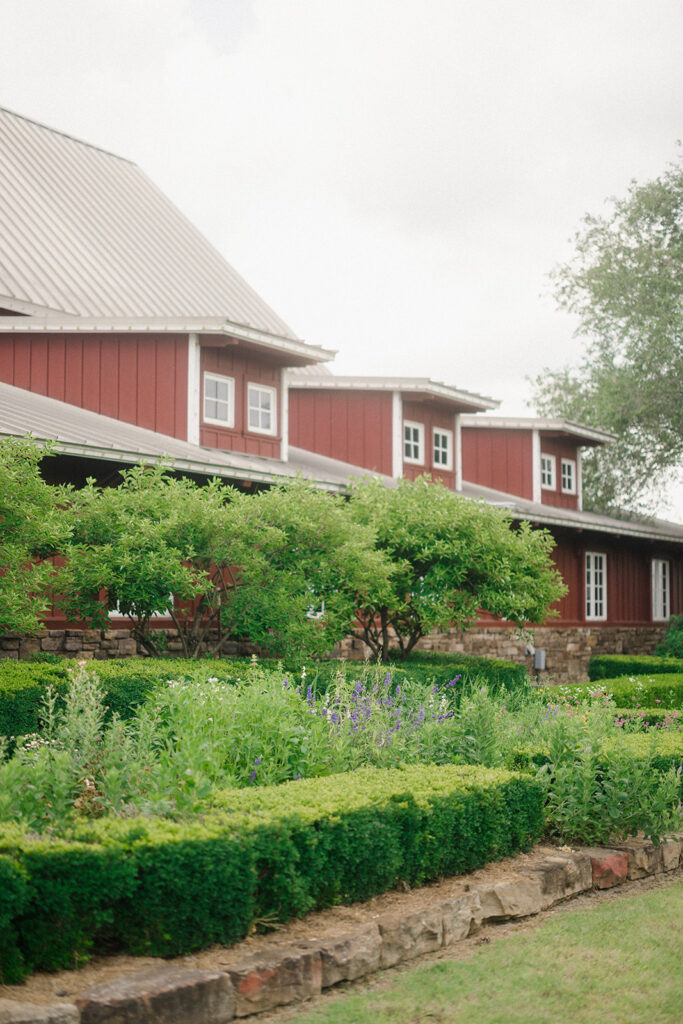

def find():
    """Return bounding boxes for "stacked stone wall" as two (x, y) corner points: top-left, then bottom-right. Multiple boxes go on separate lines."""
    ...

(0, 624), (668, 684)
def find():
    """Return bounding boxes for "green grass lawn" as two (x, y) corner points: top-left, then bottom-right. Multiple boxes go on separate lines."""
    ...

(290, 881), (683, 1024)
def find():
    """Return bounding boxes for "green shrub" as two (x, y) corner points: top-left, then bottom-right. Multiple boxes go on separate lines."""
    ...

(284, 654), (528, 698)
(588, 654), (683, 680)
(613, 707), (682, 729)
(0, 764), (543, 980)
(553, 674), (683, 711)
(656, 615), (683, 658)
(0, 658), (248, 742)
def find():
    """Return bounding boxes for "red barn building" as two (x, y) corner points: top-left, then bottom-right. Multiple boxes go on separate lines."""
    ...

(0, 104), (681, 680)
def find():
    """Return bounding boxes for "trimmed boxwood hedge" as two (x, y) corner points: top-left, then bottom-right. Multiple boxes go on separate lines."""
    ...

(506, 732), (683, 795)
(0, 658), (251, 742)
(287, 653), (529, 698)
(588, 654), (683, 681)
(0, 763), (543, 982)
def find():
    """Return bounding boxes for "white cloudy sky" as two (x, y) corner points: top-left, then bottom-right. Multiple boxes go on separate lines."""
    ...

(3, 0), (682, 511)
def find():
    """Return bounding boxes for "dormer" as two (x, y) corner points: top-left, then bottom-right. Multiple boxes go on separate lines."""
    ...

(287, 373), (497, 486)
(459, 416), (614, 511)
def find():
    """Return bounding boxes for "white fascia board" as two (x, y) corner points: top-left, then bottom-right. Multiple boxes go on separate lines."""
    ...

(459, 414), (615, 445)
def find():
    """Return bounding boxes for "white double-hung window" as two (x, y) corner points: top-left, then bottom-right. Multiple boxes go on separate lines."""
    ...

(585, 552), (607, 620)
(247, 383), (277, 435)
(652, 559), (670, 621)
(433, 428), (453, 470)
(561, 458), (576, 494)
(404, 421), (424, 464)
(203, 372), (235, 427)
(541, 453), (556, 489)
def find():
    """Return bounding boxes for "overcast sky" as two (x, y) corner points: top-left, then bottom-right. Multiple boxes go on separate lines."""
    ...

(3, 0), (682, 513)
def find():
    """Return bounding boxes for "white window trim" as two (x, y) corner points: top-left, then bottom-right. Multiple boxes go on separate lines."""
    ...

(432, 427), (453, 470)
(561, 458), (577, 495)
(403, 421), (425, 465)
(652, 559), (670, 622)
(203, 371), (235, 428)
(585, 551), (607, 621)
(247, 382), (278, 436)
(109, 595), (173, 620)
(541, 453), (556, 490)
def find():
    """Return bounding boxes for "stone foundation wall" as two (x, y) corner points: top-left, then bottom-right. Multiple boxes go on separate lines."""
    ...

(335, 624), (668, 684)
(0, 624), (668, 684)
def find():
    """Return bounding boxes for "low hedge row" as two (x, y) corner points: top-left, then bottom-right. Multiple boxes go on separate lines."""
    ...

(588, 654), (683, 680)
(506, 732), (683, 795)
(0, 763), (543, 982)
(0, 658), (249, 741)
(295, 653), (529, 697)
(548, 674), (683, 711)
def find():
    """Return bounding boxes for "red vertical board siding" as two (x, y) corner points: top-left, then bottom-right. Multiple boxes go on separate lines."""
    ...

(461, 429), (534, 499)
(289, 389), (394, 474)
(539, 436), (580, 509)
(0, 333), (188, 439)
(401, 399), (456, 489)
(198, 345), (281, 458)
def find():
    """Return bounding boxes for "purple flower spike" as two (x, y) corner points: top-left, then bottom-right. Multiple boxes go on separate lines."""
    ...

(254, 756), (262, 766)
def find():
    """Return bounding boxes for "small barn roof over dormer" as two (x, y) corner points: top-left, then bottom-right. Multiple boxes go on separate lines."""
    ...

(0, 106), (312, 349)
(459, 415), (615, 447)
(286, 372), (498, 413)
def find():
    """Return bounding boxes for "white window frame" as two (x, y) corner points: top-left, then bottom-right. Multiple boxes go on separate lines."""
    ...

(540, 453), (556, 490)
(109, 594), (173, 620)
(585, 552), (607, 621)
(403, 421), (425, 464)
(247, 382), (277, 436)
(561, 458), (576, 494)
(652, 559), (670, 622)
(433, 427), (453, 470)
(203, 372), (235, 428)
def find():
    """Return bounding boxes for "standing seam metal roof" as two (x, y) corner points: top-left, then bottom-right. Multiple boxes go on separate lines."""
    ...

(0, 107), (299, 340)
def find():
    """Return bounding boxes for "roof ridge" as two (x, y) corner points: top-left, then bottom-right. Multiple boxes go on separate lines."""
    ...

(0, 105), (136, 165)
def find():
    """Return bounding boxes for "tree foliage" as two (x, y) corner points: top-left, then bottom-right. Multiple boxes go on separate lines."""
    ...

(0, 438), (69, 633)
(348, 476), (567, 661)
(61, 468), (389, 659)
(533, 158), (683, 513)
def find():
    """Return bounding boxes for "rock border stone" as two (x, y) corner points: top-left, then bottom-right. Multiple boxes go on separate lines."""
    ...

(3, 837), (681, 1024)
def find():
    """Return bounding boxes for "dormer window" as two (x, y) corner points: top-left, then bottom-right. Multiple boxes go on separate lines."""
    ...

(203, 372), (235, 427)
(541, 453), (556, 490)
(561, 458), (576, 494)
(404, 421), (424, 464)
(433, 428), (453, 470)
(248, 382), (277, 435)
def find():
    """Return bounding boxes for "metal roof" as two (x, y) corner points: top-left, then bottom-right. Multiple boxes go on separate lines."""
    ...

(0, 381), (390, 491)
(285, 373), (498, 412)
(0, 106), (302, 343)
(459, 479), (683, 544)
(460, 414), (615, 447)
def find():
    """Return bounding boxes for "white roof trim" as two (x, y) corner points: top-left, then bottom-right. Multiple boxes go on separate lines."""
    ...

(460, 415), (615, 446)
(285, 374), (498, 411)
(0, 316), (335, 364)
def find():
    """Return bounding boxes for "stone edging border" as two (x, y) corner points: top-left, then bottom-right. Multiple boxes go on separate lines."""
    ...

(1, 836), (681, 1024)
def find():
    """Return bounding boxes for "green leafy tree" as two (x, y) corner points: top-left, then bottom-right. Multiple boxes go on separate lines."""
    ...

(533, 158), (683, 513)
(0, 437), (69, 633)
(220, 478), (392, 659)
(61, 468), (390, 659)
(348, 476), (566, 661)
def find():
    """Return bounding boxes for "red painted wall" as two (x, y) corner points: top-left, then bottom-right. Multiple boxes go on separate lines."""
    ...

(545, 532), (682, 625)
(401, 399), (456, 489)
(199, 346), (281, 458)
(0, 332), (188, 439)
(539, 436), (581, 509)
(461, 428), (534, 499)
(289, 389), (394, 474)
